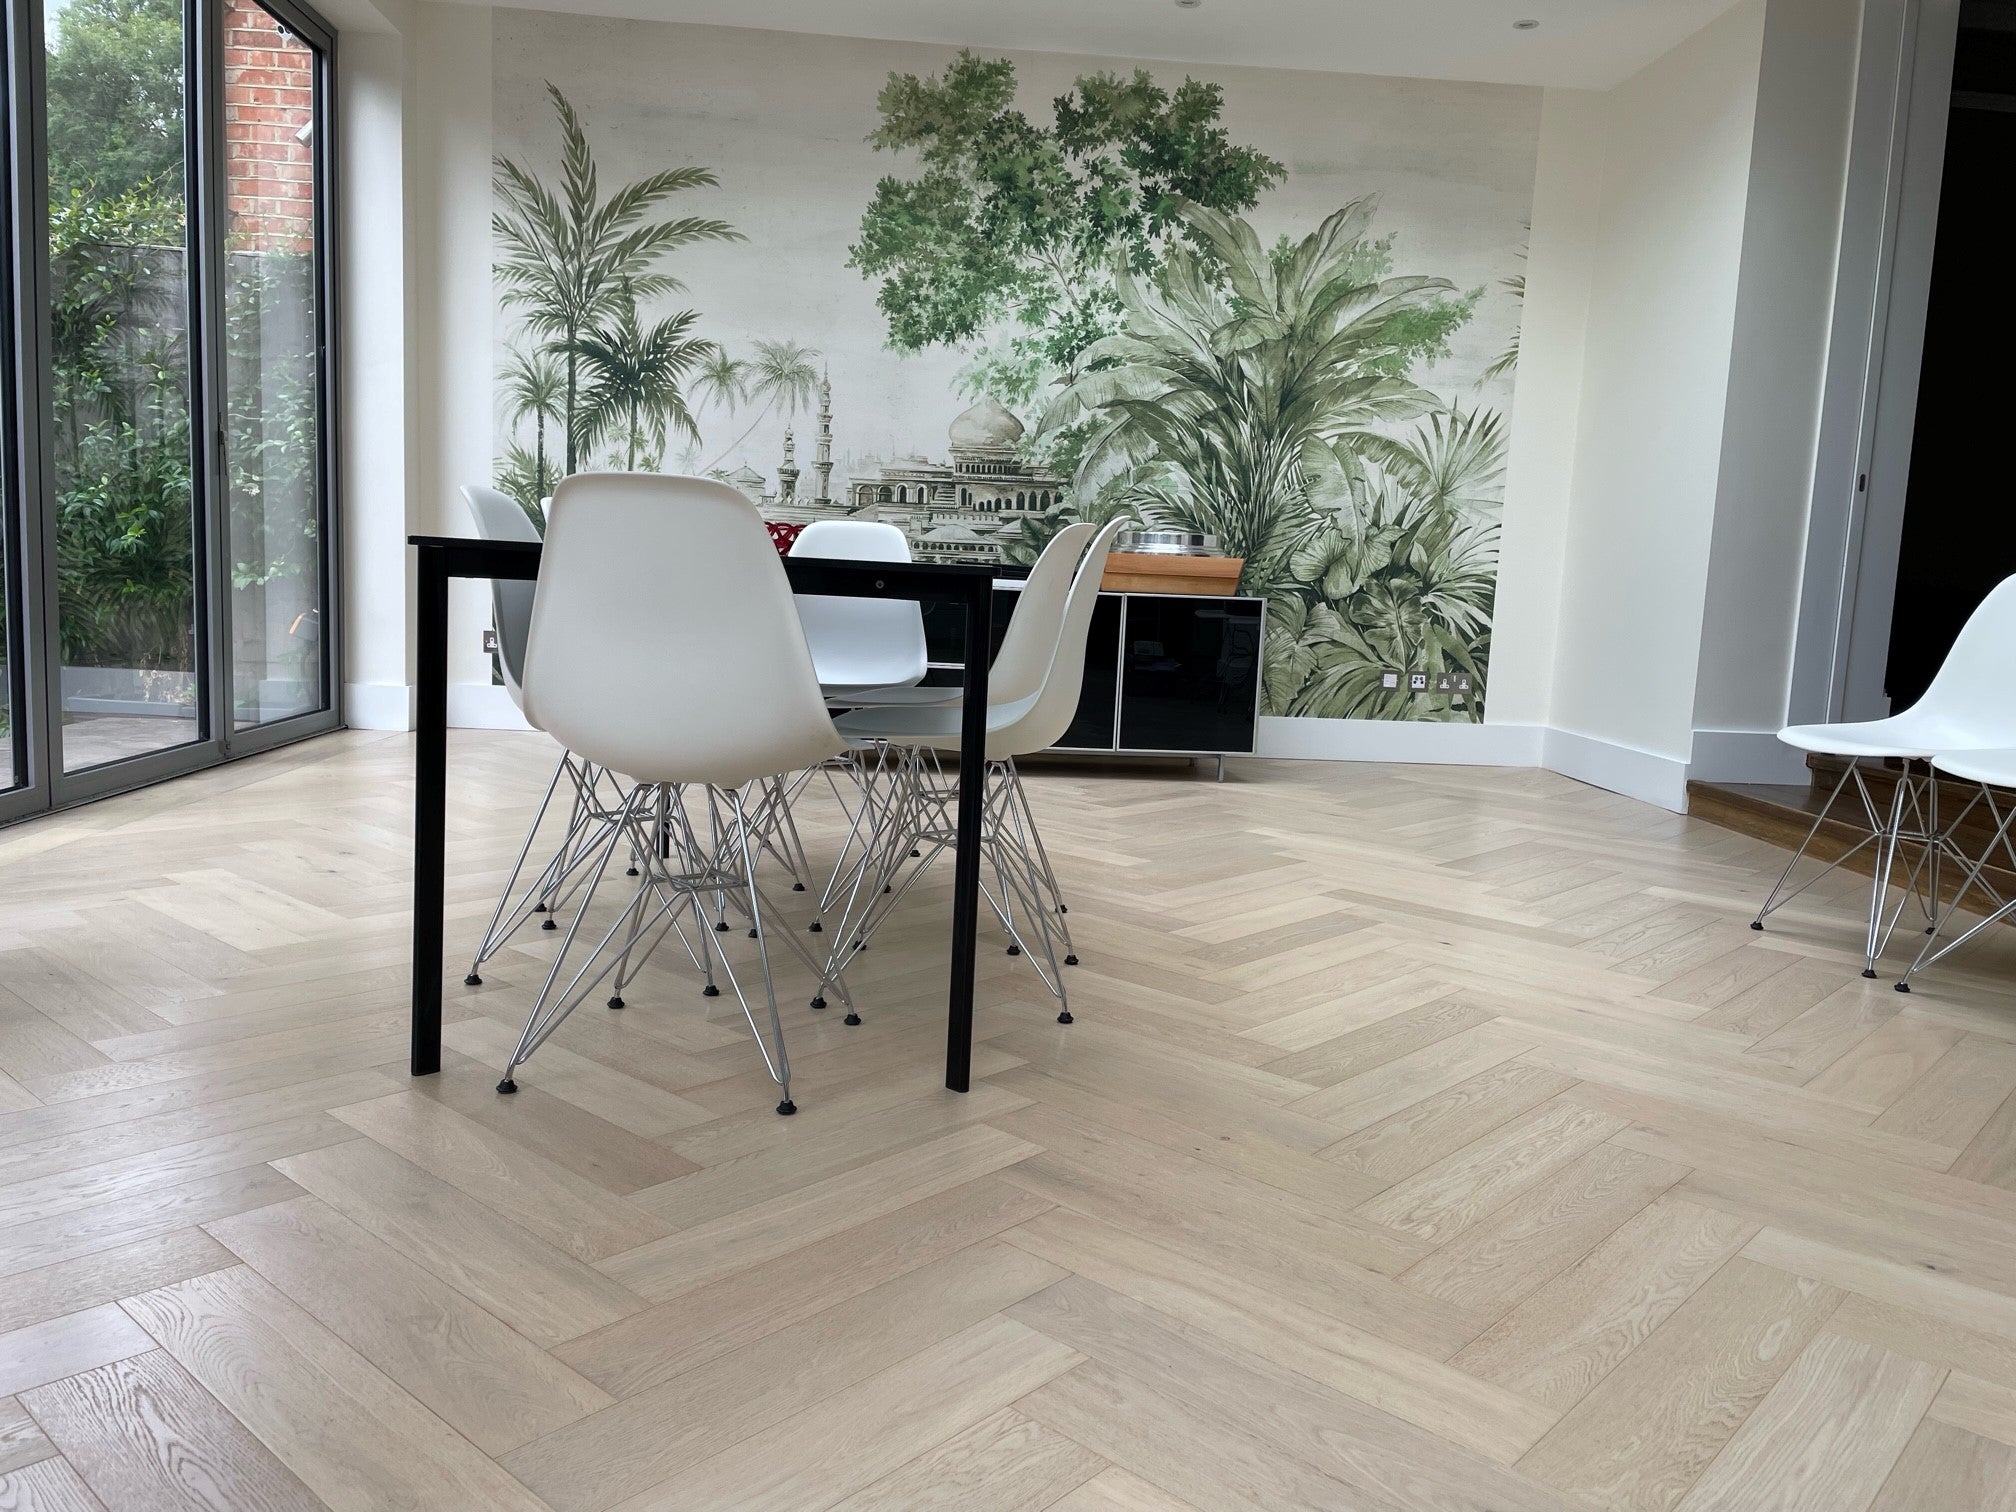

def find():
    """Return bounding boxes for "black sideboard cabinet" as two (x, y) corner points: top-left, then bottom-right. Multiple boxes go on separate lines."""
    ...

(922, 587), (1263, 771)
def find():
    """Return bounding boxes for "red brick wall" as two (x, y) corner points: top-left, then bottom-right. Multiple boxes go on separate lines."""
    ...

(223, 0), (314, 252)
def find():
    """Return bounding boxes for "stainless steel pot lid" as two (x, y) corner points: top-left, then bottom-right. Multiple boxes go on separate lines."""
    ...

(1114, 529), (1222, 556)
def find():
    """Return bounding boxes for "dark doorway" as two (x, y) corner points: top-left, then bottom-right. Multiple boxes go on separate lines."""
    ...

(1884, 2), (2016, 707)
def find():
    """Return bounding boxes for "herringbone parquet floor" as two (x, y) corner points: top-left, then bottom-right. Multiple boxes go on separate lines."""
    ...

(4, 729), (2016, 1511)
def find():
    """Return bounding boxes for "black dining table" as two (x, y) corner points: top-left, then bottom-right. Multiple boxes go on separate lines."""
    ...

(405, 534), (997, 1093)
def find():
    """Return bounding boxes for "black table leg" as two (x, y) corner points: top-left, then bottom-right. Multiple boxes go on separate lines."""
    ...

(945, 581), (992, 1093)
(410, 549), (449, 1075)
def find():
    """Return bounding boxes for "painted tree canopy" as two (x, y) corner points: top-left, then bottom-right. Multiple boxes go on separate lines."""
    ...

(849, 51), (1285, 408)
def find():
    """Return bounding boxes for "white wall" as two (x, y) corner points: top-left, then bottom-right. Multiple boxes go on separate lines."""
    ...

(337, 20), (417, 730)
(1691, 0), (1862, 783)
(1485, 88), (1604, 729)
(1547, 0), (1767, 800)
(332, 0), (1873, 819)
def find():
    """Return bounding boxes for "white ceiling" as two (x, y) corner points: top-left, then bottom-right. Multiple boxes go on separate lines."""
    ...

(468, 0), (1749, 91)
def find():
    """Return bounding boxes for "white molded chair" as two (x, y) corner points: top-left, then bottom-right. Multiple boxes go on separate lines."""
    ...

(789, 520), (928, 695)
(460, 485), (630, 984)
(819, 518), (1129, 1022)
(1896, 746), (2016, 993)
(1753, 575), (2016, 975)
(498, 474), (849, 1115)
(806, 521), (1100, 939)
(842, 521), (1099, 710)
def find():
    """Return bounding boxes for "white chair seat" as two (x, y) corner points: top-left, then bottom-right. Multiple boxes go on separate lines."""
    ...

(832, 682), (964, 708)
(1933, 747), (2016, 788)
(1778, 719), (1937, 759)
(834, 696), (1037, 759)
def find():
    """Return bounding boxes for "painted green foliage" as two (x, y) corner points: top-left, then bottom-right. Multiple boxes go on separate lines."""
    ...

(849, 52), (1286, 419)
(857, 55), (1513, 721)
(493, 83), (739, 506)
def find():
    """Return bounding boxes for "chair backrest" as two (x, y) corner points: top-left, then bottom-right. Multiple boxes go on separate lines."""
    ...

(1909, 574), (2016, 743)
(990, 522), (1096, 706)
(462, 484), (541, 708)
(788, 520), (929, 691)
(998, 518), (1129, 755)
(520, 474), (844, 785)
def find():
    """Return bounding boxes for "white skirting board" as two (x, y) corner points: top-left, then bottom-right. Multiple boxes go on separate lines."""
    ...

(1541, 727), (1691, 813)
(387, 695), (1772, 815)
(1255, 716), (1545, 768)
(449, 682), (535, 731)
(1688, 728), (1811, 786)
(1257, 716), (1694, 814)
(342, 681), (415, 732)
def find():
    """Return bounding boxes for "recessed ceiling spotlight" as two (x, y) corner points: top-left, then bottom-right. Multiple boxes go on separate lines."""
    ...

(1175, 0), (1203, 9)
(1513, 18), (1540, 28)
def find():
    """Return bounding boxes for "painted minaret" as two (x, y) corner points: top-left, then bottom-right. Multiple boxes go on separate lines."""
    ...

(778, 427), (799, 503)
(812, 368), (834, 505)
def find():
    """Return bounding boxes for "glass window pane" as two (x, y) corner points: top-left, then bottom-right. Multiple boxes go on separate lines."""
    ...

(46, 0), (203, 772)
(223, 0), (324, 728)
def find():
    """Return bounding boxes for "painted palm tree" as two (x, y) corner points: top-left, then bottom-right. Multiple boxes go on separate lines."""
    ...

(1480, 231), (1528, 385)
(493, 83), (740, 473)
(499, 346), (564, 508)
(576, 302), (711, 471)
(701, 340), (822, 471)
(1041, 196), (1506, 720)
(1039, 197), (1455, 598)
(693, 347), (750, 416)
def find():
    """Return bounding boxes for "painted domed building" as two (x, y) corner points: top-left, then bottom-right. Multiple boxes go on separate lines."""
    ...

(738, 383), (1064, 563)
(844, 398), (1064, 561)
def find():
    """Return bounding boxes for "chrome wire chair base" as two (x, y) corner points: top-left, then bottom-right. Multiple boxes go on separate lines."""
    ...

(495, 781), (851, 1115)
(1749, 759), (1966, 976)
(814, 748), (1077, 1022)
(1897, 782), (2016, 993)
(465, 753), (630, 986)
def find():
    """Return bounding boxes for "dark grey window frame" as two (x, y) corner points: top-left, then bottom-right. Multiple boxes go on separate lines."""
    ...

(0, 0), (341, 829)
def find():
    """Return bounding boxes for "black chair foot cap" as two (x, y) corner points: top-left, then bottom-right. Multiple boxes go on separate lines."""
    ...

(1059, 904), (1069, 915)
(844, 1012), (862, 1026)
(541, 919), (557, 931)
(533, 903), (548, 914)
(1006, 944), (1021, 956)
(882, 884), (892, 894)
(714, 920), (731, 932)
(496, 1078), (518, 1094)
(792, 882), (806, 891)
(463, 973), (482, 987)
(775, 1099), (797, 1116)
(1749, 920), (1764, 931)
(1862, 968), (1878, 979)
(911, 848), (921, 858)
(702, 983), (720, 998)
(810, 996), (827, 1010)
(1927, 925), (1937, 934)
(1065, 954), (1079, 966)
(1895, 981), (1913, 993)
(748, 927), (758, 939)
(808, 921), (824, 933)
(1056, 1011), (1073, 1025)
(626, 867), (639, 877)
(606, 995), (624, 1010)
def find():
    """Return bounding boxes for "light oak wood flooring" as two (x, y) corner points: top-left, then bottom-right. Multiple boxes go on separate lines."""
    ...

(4, 729), (2016, 1511)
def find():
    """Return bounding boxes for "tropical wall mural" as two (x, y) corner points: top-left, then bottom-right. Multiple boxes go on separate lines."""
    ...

(491, 15), (1537, 721)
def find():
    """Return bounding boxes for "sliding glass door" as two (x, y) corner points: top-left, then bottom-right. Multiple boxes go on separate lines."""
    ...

(221, 0), (324, 731)
(45, 0), (204, 773)
(0, 0), (336, 823)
